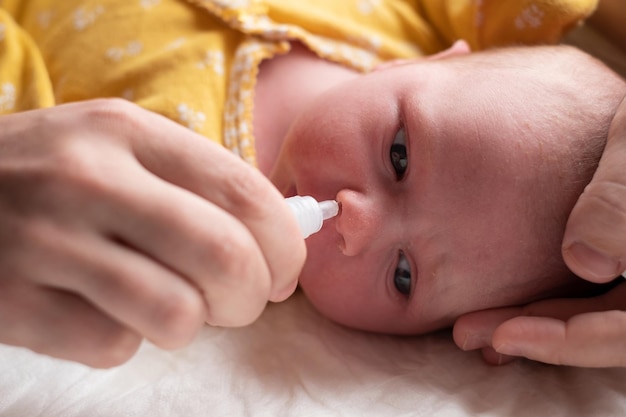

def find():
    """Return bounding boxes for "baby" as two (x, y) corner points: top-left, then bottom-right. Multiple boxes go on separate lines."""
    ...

(271, 44), (625, 334)
(1, 0), (625, 366)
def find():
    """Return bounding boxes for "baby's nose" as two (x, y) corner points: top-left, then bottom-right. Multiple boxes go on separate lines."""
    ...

(335, 189), (385, 256)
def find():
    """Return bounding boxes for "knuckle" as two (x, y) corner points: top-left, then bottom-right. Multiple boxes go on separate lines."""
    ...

(88, 330), (142, 368)
(65, 99), (147, 149)
(213, 231), (271, 293)
(201, 234), (270, 327)
(584, 181), (626, 217)
(576, 183), (626, 250)
(51, 141), (102, 180)
(150, 290), (204, 348)
(42, 99), (140, 144)
(575, 182), (626, 224)
(40, 148), (113, 206)
(222, 166), (277, 218)
(38, 140), (127, 208)
(219, 172), (304, 298)
(80, 98), (142, 129)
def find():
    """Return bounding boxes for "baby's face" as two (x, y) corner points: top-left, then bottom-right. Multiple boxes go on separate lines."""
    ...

(271, 46), (623, 334)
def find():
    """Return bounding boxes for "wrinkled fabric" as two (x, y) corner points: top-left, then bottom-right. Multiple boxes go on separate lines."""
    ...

(0, 0), (597, 164)
(1, 291), (626, 417)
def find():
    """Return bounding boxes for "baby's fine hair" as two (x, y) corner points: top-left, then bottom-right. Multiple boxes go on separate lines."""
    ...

(437, 45), (625, 288)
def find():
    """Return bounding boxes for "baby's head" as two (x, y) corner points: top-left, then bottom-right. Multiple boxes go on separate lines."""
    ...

(271, 45), (626, 334)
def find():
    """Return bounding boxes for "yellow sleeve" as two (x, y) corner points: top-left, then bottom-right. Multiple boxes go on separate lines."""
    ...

(0, 7), (54, 114)
(418, 0), (599, 51)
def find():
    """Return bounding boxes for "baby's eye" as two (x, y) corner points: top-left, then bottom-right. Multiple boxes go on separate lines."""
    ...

(390, 127), (408, 180)
(393, 251), (411, 296)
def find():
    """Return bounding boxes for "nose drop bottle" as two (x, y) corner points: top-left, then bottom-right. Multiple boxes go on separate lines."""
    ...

(285, 196), (339, 239)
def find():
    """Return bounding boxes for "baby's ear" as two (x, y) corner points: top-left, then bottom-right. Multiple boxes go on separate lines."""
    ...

(374, 39), (471, 71)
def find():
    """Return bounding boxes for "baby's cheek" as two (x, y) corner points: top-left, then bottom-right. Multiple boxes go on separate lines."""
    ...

(297, 250), (346, 307)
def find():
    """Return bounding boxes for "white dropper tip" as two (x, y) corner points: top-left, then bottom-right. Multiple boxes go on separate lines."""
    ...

(319, 199), (339, 220)
(286, 196), (339, 239)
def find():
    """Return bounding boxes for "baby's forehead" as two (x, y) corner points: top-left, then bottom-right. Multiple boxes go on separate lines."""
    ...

(429, 45), (622, 102)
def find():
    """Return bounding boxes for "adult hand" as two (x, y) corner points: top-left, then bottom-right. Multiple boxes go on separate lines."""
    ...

(0, 99), (305, 368)
(453, 281), (626, 367)
(453, 95), (626, 367)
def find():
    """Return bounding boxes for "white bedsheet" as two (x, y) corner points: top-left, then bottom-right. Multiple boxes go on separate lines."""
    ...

(2, 291), (626, 417)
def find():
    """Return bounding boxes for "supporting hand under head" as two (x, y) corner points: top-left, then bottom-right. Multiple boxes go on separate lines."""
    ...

(0, 99), (305, 368)
(453, 95), (626, 367)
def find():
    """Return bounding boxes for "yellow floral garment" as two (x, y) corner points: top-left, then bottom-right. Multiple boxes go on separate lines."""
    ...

(0, 0), (597, 165)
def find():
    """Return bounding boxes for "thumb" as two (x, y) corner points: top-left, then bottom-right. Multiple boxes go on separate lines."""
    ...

(562, 95), (626, 282)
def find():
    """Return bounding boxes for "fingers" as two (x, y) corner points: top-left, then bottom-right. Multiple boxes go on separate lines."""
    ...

(492, 311), (626, 367)
(87, 99), (306, 302)
(454, 307), (520, 350)
(104, 169), (276, 326)
(453, 308), (522, 365)
(455, 283), (626, 367)
(7, 217), (207, 349)
(479, 347), (517, 366)
(0, 99), (304, 368)
(562, 95), (626, 283)
(68, 145), (280, 326)
(21, 99), (303, 322)
(0, 280), (141, 368)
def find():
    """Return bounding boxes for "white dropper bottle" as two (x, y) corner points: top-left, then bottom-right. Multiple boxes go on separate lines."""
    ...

(285, 196), (339, 239)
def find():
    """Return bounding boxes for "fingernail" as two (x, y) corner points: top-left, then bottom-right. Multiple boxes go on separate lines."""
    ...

(494, 343), (523, 358)
(497, 353), (518, 366)
(461, 334), (488, 351)
(565, 242), (622, 280)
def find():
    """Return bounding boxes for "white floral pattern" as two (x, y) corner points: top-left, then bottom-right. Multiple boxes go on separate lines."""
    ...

(140, 0), (161, 9)
(515, 4), (545, 29)
(357, 0), (382, 15)
(0, 0), (595, 164)
(105, 41), (143, 62)
(121, 88), (135, 101)
(0, 83), (16, 112)
(37, 10), (54, 29)
(211, 0), (251, 9)
(73, 5), (105, 31)
(165, 37), (187, 51)
(177, 103), (206, 132)
(197, 50), (225, 75)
